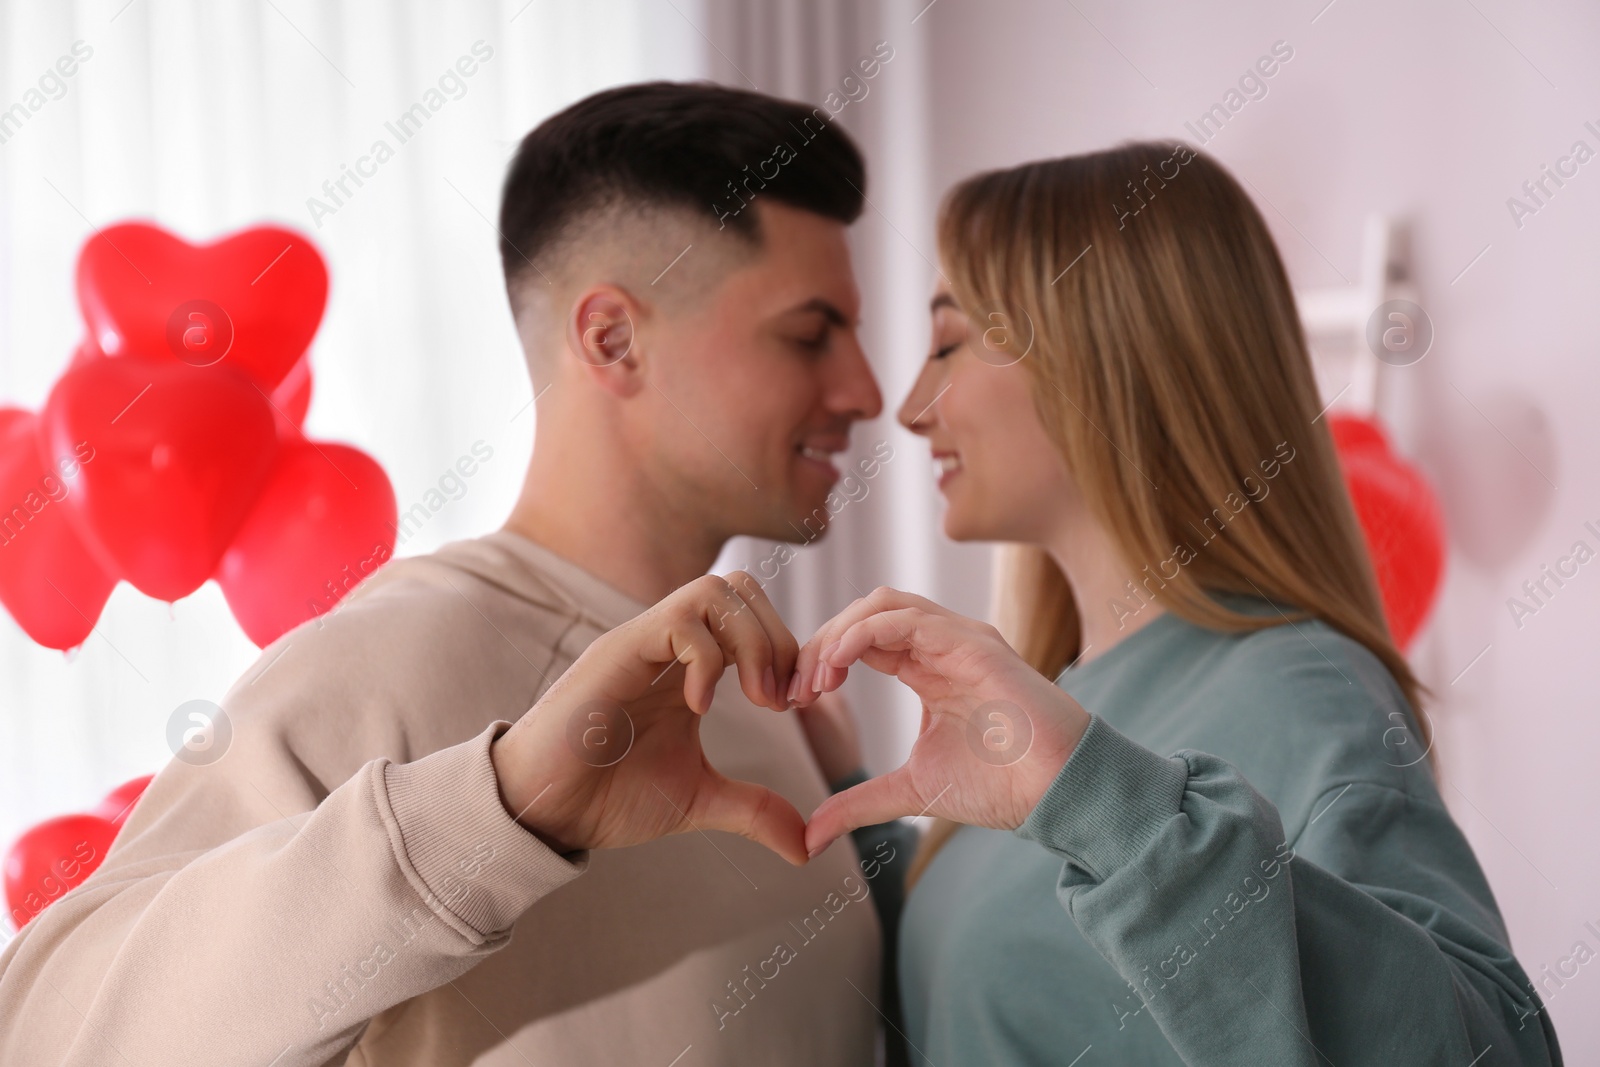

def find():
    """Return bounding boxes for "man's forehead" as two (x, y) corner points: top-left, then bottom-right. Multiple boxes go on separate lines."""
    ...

(727, 228), (860, 322)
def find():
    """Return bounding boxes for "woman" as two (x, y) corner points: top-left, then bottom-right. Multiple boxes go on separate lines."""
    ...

(790, 143), (1562, 1064)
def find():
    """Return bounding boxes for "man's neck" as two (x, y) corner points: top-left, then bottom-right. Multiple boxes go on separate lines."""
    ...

(502, 438), (725, 608)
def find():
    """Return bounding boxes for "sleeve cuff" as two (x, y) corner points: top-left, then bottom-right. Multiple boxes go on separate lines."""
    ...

(378, 720), (587, 939)
(1013, 714), (1189, 881)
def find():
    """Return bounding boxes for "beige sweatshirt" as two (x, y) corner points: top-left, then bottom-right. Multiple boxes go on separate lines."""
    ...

(0, 531), (880, 1065)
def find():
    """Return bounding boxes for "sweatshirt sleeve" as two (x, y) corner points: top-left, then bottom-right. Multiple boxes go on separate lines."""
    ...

(0, 719), (586, 1067)
(1013, 714), (1563, 1067)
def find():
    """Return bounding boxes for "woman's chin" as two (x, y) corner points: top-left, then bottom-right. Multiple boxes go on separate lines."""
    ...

(940, 507), (986, 543)
(942, 501), (1028, 544)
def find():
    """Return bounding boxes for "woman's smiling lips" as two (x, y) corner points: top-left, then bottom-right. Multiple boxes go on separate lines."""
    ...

(932, 450), (961, 490)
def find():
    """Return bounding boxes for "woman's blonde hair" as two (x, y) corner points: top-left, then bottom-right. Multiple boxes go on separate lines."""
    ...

(905, 143), (1429, 888)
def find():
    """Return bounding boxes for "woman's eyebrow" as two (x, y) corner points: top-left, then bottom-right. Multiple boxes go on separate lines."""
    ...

(929, 293), (958, 313)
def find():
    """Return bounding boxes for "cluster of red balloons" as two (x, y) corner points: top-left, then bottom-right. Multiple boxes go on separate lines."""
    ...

(3, 774), (150, 930)
(0, 223), (396, 650)
(1327, 412), (1446, 650)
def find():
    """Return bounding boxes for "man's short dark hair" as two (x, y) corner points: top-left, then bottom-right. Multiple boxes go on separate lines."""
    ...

(497, 81), (866, 292)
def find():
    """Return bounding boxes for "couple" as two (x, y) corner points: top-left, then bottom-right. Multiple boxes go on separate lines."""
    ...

(0, 82), (1560, 1066)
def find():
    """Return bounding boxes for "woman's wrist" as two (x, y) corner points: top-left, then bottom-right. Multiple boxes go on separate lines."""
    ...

(1005, 685), (1093, 826)
(1014, 715), (1189, 878)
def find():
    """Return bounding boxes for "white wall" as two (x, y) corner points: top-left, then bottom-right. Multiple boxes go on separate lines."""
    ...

(917, 0), (1600, 1056)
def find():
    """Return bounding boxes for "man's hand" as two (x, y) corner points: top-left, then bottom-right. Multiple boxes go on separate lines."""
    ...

(490, 571), (810, 865)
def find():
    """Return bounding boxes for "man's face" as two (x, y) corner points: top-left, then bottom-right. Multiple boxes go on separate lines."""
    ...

(636, 201), (882, 544)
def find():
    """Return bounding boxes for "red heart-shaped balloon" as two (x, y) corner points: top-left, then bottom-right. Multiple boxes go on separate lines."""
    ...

(39, 359), (278, 602)
(4, 813), (118, 930)
(67, 340), (98, 372)
(270, 354), (314, 437)
(77, 223), (327, 391)
(0, 408), (118, 649)
(1328, 414), (1446, 650)
(217, 438), (396, 646)
(1327, 412), (1389, 458)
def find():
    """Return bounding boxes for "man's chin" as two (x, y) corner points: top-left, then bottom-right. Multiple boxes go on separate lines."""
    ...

(739, 494), (835, 546)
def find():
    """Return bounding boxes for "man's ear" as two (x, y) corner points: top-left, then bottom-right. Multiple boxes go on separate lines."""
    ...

(566, 284), (645, 396)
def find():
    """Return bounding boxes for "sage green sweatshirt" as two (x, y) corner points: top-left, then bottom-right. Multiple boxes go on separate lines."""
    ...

(899, 594), (1562, 1066)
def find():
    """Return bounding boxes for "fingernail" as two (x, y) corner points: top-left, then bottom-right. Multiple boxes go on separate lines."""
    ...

(820, 639), (841, 665)
(813, 661), (827, 693)
(807, 843), (825, 860)
(762, 665), (776, 705)
(786, 672), (802, 705)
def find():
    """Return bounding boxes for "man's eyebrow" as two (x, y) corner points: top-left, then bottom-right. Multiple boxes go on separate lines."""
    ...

(930, 293), (958, 313)
(782, 297), (853, 328)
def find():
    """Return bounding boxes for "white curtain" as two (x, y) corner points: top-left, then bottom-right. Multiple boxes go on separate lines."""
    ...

(0, 0), (705, 914)
(701, 0), (987, 785)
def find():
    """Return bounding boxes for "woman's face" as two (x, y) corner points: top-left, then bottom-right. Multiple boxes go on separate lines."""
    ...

(897, 278), (1079, 544)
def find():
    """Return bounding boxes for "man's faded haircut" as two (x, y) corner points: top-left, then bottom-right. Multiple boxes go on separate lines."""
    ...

(497, 80), (866, 307)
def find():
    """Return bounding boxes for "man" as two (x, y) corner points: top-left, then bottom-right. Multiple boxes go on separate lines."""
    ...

(0, 82), (889, 1065)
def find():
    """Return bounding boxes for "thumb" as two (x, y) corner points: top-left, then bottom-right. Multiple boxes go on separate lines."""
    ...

(804, 767), (923, 859)
(694, 772), (809, 867)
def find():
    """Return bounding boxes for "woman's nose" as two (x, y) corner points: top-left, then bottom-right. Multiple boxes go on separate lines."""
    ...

(897, 362), (943, 434)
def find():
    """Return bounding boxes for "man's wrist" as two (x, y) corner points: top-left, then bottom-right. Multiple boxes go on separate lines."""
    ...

(489, 732), (589, 857)
(490, 731), (563, 841)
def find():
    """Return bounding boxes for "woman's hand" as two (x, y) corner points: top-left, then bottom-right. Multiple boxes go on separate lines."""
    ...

(790, 587), (1092, 857)
(490, 571), (810, 865)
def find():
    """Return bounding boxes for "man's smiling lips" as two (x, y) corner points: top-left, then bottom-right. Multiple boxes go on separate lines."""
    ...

(796, 437), (847, 481)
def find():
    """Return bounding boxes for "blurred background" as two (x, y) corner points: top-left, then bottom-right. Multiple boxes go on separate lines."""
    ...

(1, 0), (1596, 1055)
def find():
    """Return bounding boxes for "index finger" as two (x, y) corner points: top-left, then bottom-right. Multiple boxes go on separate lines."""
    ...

(634, 574), (778, 712)
(791, 586), (951, 706)
(721, 571), (801, 707)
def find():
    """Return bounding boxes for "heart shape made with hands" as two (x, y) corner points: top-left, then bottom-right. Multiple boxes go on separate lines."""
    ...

(498, 576), (1087, 870)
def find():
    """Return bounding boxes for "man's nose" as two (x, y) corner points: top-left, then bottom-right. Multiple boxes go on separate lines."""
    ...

(829, 334), (883, 422)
